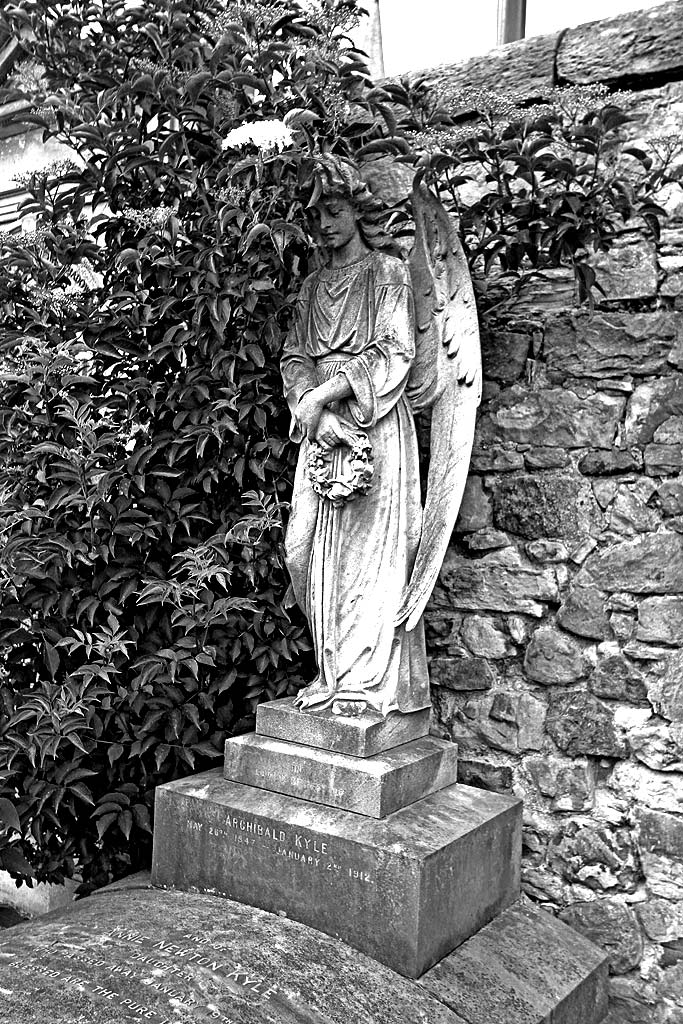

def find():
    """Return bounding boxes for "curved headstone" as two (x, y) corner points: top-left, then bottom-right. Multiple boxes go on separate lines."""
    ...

(0, 879), (465, 1024)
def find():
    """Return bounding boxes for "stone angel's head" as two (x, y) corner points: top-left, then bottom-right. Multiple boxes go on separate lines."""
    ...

(305, 154), (398, 255)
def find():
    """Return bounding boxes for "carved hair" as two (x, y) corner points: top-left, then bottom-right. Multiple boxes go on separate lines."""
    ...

(307, 153), (398, 254)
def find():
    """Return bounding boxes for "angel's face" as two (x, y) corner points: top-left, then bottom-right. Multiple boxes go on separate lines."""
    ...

(314, 195), (360, 251)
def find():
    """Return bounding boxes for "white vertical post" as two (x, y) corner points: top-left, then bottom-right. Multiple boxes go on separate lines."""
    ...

(355, 0), (385, 79)
(497, 0), (527, 45)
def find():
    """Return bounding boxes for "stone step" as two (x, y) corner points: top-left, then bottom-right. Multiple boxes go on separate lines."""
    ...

(418, 899), (609, 1024)
(223, 733), (459, 818)
(255, 695), (430, 757)
(152, 767), (522, 979)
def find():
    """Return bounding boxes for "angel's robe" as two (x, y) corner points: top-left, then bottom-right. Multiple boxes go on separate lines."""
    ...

(281, 250), (430, 716)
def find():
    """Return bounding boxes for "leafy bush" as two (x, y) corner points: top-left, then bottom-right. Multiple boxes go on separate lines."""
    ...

(0, 0), (670, 889)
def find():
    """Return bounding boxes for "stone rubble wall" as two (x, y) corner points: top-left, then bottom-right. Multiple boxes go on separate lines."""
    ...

(418, 4), (683, 1023)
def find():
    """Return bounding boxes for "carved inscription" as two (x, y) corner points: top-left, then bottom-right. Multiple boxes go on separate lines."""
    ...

(185, 813), (375, 885)
(5, 927), (278, 1024)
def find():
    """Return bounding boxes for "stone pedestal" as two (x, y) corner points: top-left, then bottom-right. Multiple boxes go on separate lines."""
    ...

(152, 768), (521, 979)
(151, 696), (608, 1018)
(255, 696), (431, 756)
(223, 732), (459, 817)
(153, 696), (522, 978)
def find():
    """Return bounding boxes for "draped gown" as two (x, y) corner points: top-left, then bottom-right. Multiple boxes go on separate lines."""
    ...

(281, 250), (430, 716)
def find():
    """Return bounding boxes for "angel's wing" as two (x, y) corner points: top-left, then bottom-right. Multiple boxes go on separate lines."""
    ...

(395, 181), (482, 632)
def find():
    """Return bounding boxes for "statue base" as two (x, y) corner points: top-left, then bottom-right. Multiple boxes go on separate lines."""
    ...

(153, 698), (520, 978)
(151, 767), (520, 979)
(151, 697), (608, 1018)
(254, 695), (431, 756)
(223, 732), (459, 818)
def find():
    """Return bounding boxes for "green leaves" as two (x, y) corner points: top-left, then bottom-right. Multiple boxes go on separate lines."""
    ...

(0, 0), (333, 890)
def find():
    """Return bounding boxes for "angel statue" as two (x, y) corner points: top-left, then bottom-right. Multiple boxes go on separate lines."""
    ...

(281, 156), (481, 718)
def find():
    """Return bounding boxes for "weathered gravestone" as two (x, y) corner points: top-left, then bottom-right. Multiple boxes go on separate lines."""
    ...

(150, 698), (610, 1023)
(0, 874), (608, 1024)
(153, 699), (521, 979)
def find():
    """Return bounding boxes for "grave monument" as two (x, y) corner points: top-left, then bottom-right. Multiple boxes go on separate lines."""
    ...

(148, 158), (610, 1022)
(0, 156), (609, 1024)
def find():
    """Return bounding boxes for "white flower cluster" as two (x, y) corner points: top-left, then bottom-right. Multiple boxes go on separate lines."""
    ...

(215, 184), (248, 207)
(221, 119), (295, 155)
(10, 59), (46, 96)
(12, 159), (79, 190)
(121, 204), (174, 230)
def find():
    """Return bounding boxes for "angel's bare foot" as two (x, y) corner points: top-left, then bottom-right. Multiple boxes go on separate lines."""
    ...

(293, 679), (330, 710)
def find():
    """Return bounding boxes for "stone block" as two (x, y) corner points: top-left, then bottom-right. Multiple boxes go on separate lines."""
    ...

(589, 652), (648, 704)
(654, 415), (683, 444)
(460, 615), (512, 659)
(556, 1), (683, 85)
(635, 807), (683, 899)
(454, 476), (492, 533)
(527, 756), (595, 813)
(463, 528), (511, 552)
(514, 268), (576, 311)
(558, 586), (612, 640)
(608, 486), (660, 537)
(409, 31), (559, 98)
(526, 539), (570, 563)
(419, 899), (609, 1024)
(457, 759), (514, 793)
(152, 769), (522, 979)
(591, 236), (658, 301)
(0, 879), (610, 1024)
(649, 650), (683, 723)
(637, 597), (683, 645)
(255, 696), (429, 757)
(484, 385), (626, 450)
(430, 656), (494, 691)
(492, 472), (601, 543)
(548, 822), (640, 893)
(524, 447), (569, 470)
(559, 899), (644, 975)
(223, 734), (458, 819)
(659, 481), (683, 516)
(546, 692), (627, 758)
(629, 723), (683, 772)
(470, 446), (525, 473)
(545, 312), (677, 380)
(636, 807), (683, 862)
(610, 761), (683, 817)
(579, 448), (643, 476)
(434, 548), (560, 617)
(624, 378), (683, 446)
(481, 329), (529, 384)
(524, 626), (589, 685)
(582, 532), (683, 594)
(645, 443), (683, 475)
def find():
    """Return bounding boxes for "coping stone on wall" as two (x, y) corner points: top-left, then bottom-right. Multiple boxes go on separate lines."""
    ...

(556, 0), (683, 87)
(404, 32), (560, 100)
(395, 1), (683, 102)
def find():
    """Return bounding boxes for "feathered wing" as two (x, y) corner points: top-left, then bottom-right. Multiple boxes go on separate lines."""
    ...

(395, 181), (482, 632)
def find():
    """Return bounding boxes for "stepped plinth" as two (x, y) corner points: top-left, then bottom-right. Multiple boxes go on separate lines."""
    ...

(152, 696), (608, 1020)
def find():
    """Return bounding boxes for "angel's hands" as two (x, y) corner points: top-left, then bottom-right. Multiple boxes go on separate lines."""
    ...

(315, 410), (348, 450)
(294, 391), (325, 441)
